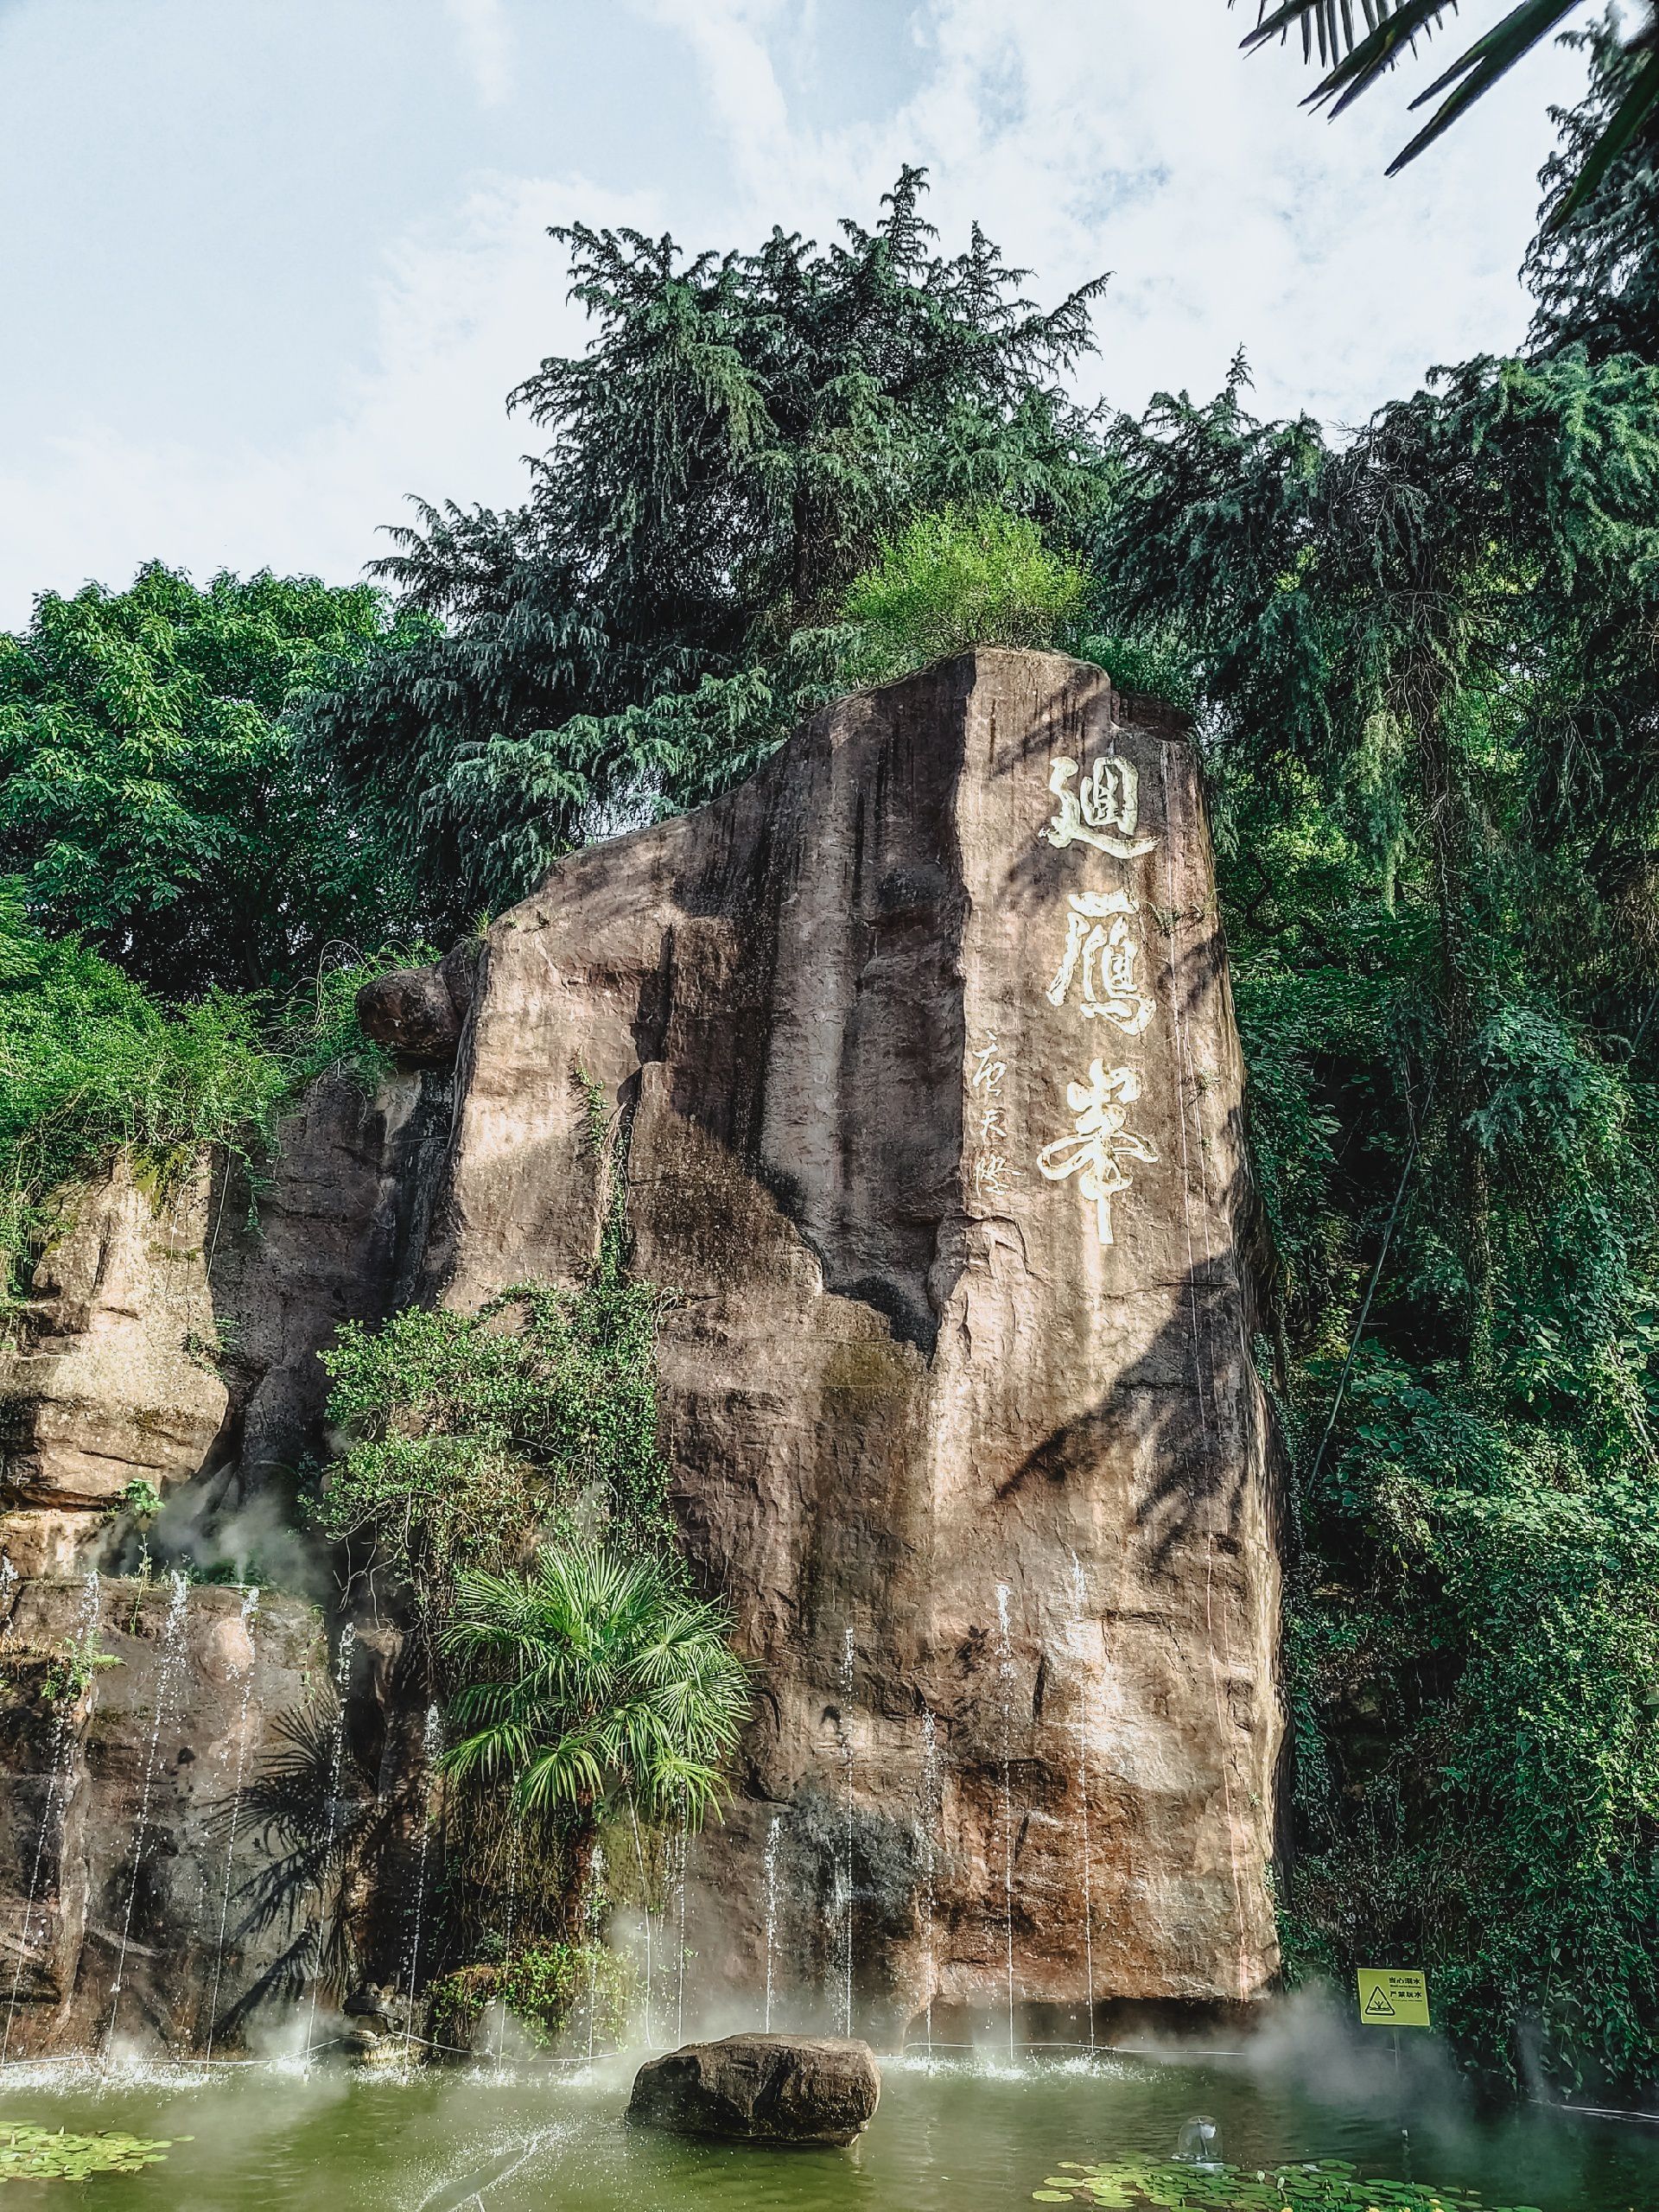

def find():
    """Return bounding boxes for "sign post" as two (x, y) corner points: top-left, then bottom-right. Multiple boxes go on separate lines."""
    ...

(1357, 1968), (1430, 2176)
(1356, 1968), (1431, 2031)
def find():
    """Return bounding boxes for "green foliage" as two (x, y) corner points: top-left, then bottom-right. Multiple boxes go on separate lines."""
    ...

(302, 170), (1109, 928)
(440, 1540), (750, 1825)
(0, 885), (283, 1302)
(1096, 322), (1659, 2088)
(0, 2122), (173, 2181)
(840, 505), (1088, 676)
(1527, 15), (1659, 363)
(428, 1938), (632, 2051)
(108, 1478), (163, 1525)
(0, 885), (405, 1310)
(314, 1280), (673, 1611)
(1236, 0), (1658, 229)
(0, 563), (418, 992)
(33, 1630), (119, 1707)
(1032, 2155), (1535, 2210)
(1071, 628), (1198, 711)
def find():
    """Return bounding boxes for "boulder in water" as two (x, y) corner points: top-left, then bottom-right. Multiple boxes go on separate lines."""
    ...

(626, 2033), (880, 2145)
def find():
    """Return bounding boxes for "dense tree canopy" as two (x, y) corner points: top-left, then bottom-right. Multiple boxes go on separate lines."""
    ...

(301, 168), (1109, 930)
(1527, 16), (1659, 359)
(0, 563), (416, 993)
(1090, 295), (1659, 2079)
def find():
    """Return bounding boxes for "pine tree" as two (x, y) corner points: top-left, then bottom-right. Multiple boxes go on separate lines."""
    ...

(301, 171), (1109, 930)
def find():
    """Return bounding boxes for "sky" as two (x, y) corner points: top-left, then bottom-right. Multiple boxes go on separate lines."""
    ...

(0, 0), (1594, 630)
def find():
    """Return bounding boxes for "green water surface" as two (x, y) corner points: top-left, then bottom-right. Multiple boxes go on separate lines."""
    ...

(0, 2049), (1656, 2210)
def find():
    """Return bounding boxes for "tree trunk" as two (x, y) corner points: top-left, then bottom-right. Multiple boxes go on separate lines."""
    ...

(1410, 677), (1495, 1382)
(563, 1809), (601, 1943)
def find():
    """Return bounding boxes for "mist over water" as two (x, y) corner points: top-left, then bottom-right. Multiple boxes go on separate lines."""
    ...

(4, 2004), (1659, 2212)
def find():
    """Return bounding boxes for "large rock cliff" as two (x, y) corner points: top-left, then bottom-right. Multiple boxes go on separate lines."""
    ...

(424, 649), (1283, 2035)
(0, 648), (1281, 2050)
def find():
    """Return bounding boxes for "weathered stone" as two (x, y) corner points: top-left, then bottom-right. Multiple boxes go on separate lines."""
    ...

(423, 649), (1285, 2034)
(0, 1157), (229, 1573)
(0, 648), (1285, 2055)
(209, 1068), (454, 1491)
(0, 1577), (325, 2057)
(0, 1069), (453, 1581)
(356, 947), (477, 1065)
(627, 2033), (880, 2144)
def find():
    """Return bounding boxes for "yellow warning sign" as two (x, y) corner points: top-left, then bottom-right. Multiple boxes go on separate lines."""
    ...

(1357, 1967), (1431, 2030)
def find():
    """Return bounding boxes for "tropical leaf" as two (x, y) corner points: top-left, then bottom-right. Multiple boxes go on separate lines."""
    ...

(439, 1539), (750, 1829)
(1238, 0), (1457, 74)
(1390, 0), (1588, 166)
(1235, 0), (1659, 228)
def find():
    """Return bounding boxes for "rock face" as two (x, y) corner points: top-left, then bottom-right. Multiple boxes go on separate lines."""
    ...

(0, 1575), (326, 2057)
(208, 1067), (454, 1493)
(0, 1157), (230, 1578)
(627, 2034), (880, 2145)
(425, 650), (1284, 2035)
(0, 648), (1283, 2052)
(0, 1068), (454, 1578)
(0, 1068), (451, 2057)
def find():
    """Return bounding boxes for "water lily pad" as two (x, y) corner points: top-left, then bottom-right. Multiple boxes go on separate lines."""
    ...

(0, 2121), (171, 2182)
(1030, 2155), (1535, 2212)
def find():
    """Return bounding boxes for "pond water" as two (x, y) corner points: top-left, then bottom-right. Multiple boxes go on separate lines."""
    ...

(1, 2035), (1656, 2210)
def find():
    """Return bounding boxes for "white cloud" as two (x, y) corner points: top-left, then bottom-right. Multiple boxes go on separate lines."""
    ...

(442, 0), (513, 108)
(0, 0), (1596, 628)
(640, 0), (792, 193)
(0, 174), (659, 623)
(644, 0), (1592, 429)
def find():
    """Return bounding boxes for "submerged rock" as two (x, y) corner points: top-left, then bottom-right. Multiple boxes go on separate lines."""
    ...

(627, 2033), (880, 2145)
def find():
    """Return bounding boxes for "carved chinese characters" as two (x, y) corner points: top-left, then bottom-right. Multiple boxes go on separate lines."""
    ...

(970, 1039), (1017, 1201)
(1045, 890), (1154, 1034)
(1042, 754), (1157, 861)
(1035, 739), (1160, 1249)
(1035, 1059), (1159, 1247)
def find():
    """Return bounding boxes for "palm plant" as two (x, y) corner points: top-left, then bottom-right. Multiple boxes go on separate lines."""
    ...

(439, 1542), (750, 1891)
(1236, 1), (1659, 226)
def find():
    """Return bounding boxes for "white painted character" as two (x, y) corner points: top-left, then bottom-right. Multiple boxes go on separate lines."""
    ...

(1036, 1058), (1159, 1246)
(1042, 752), (1157, 861)
(1045, 889), (1154, 1034)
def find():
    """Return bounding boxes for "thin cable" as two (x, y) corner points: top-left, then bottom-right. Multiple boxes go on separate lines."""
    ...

(1305, 1082), (1435, 1497)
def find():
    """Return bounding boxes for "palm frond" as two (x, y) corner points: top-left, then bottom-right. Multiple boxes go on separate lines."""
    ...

(1238, 0), (1457, 75)
(1389, 0), (1586, 166)
(441, 1538), (750, 1834)
(1236, 0), (1656, 231)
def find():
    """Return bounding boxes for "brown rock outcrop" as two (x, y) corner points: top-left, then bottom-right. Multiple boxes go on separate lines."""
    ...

(355, 945), (477, 1065)
(628, 2034), (881, 2144)
(0, 1157), (229, 1576)
(0, 1068), (454, 1582)
(0, 1575), (326, 2057)
(424, 649), (1284, 2036)
(208, 1066), (454, 1492)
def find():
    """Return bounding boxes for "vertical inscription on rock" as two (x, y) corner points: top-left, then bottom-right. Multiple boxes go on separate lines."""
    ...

(1035, 740), (1160, 1249)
